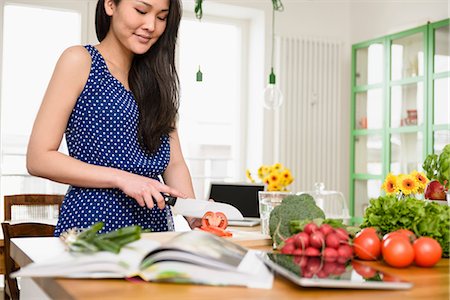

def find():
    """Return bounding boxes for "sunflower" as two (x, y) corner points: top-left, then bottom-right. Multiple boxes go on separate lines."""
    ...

(268, 182), (281, 191)
(410, 170), (428, 193)
(280, 168), (294, 185)
(245, 169), (255, 183)
(381, 173), (399, 195)
(273, 163), (283, 171)
(398, 174), (419, 195)
(257, 165), (270, 180)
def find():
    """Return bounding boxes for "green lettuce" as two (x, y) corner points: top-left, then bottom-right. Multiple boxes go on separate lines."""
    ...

(360, 196), (450, 257)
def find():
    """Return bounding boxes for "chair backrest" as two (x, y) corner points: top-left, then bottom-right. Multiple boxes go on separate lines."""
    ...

(1, 222), (56, 300)
(4, 194), (64, 221)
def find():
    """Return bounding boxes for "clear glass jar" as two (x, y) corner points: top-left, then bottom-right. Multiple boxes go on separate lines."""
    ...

(300, 183), (350, 221)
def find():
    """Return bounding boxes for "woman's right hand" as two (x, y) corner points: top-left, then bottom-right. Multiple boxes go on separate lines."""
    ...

(116, 171), (187, 210)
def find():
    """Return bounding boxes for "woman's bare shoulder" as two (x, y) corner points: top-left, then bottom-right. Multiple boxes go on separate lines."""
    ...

(51, 45), (92, 92)
(57, 45), (92, 71)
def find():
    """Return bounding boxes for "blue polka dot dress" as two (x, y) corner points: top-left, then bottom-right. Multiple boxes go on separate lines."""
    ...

(54, 45), (173, 236)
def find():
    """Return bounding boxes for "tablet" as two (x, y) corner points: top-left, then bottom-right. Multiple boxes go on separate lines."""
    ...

(259, 253), (413, 290)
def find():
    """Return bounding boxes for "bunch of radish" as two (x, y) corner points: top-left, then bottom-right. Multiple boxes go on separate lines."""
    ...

(280, 222), (353, 264)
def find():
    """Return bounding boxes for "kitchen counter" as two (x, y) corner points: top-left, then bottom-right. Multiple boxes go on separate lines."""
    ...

(10, 228), (450, 300)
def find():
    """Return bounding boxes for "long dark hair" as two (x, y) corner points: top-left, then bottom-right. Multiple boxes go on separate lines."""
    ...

(95, 0), (181, 153)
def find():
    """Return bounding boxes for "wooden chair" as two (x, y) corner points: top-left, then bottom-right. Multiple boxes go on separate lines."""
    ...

(4, 194), (64, 221)
(2, 194), (63, 299)
(2, 222), (56, 300)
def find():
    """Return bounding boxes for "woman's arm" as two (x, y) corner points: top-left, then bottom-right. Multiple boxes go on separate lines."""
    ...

(26, 46), (184, 209)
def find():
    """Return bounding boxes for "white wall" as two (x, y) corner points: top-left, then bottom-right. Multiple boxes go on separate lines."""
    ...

(350, 0), (449, 44)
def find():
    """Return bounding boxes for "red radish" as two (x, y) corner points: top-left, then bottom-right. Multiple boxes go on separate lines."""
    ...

(304, 247), (321, 256)
(304, 222), (319, 234)
(281, 243), (295, 254)
(319, 224), (334, 236)
(294, 232), (310, 249)
(334, 227), (350, 242)
(325, 232), (341, 249)
(310, 231), (325, 249)
(292, 248), (304, 255)
(337, 244), (353, 260)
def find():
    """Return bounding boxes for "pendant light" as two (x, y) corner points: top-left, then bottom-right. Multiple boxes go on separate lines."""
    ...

(195, 0), (203, 82)
(263, 0), (284, 110)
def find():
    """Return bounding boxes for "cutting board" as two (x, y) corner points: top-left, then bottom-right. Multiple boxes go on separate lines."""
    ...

(142, 227), (272, 248)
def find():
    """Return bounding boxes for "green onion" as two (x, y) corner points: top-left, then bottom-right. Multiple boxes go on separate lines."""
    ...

(60, 222), (142, 254)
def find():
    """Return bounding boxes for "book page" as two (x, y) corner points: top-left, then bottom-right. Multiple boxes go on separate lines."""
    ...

(141, 230), (248, 269)
(12, 239), (160, 278)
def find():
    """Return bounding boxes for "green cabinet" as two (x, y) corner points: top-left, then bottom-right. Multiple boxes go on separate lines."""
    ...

(350, 19), (450, 220)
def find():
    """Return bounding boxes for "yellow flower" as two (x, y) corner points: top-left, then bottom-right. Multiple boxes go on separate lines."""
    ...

(398, 174), (418, 195)
(247, 162), (294, 191)
(257, 165), (270, 180)
(381, 173), (399, 195)
(410, 170), (428, 193)
(273, 163), (283, 171)
(268, 182), (281, 191)
(246, 169), (255, 183)
(280, 168), (293, 185)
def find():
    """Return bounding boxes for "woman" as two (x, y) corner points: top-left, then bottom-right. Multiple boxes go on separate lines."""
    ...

(26, 0), (197, 235)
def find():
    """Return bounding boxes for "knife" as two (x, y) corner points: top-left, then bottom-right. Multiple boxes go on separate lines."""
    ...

(162, 195), (244, 220)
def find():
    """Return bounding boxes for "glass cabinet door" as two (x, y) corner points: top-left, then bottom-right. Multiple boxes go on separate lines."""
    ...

(355, 43), (384, 86)
(353, 179), (382, 218)
(355, 89), (383, 129)
(390, 82), (424, 128)
(391, 32), (424, 80)
(434, 78), (450, 125)
(354, 135), (383, 174)
(432, 22), (450, 154)
(434, 24), (450, 73)
(390, 132), (424, 174)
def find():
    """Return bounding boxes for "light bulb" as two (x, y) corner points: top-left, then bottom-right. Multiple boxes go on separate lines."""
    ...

(263, 83), (283, 109)
(263, 70), (283, 109)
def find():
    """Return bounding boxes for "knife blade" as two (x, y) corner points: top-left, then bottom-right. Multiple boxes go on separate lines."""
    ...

(163, 195), (244, 220)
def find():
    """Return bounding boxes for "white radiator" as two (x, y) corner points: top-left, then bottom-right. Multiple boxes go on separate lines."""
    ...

(276, 36), (343, 193)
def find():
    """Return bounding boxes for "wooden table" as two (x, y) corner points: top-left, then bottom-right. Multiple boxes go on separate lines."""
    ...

(10, 229), (450, 300)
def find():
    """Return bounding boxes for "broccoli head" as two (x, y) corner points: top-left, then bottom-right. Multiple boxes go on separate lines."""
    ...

(269, 193), (325, 247)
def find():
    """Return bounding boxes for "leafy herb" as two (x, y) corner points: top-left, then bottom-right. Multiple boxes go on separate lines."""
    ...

(360, 196), (450, 257)
(423, 144), (450, 189)
(60, 221), (142, 254)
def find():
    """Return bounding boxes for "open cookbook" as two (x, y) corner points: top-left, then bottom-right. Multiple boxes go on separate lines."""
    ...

(12, 230), (273, 289)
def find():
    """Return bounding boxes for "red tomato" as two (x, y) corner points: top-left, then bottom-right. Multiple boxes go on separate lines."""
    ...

(381, 236), (414, 268)
(381, 232), (409, 250)
(201, 211), (228, 229)
(395, 229), (416, 241)
(359, 227), (377, 235)
(353, 230), (381, 260)
(352, 261), (377, 279)
(413, 237), (442, 267)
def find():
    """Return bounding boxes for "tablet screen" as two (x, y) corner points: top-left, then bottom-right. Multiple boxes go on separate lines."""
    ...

(262, 253), (413, 290)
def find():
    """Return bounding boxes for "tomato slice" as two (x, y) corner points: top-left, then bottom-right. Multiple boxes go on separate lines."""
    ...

(200, 225), (233, 237)
(201, 211), (228, 229)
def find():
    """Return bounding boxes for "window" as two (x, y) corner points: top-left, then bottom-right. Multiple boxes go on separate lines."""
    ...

(1, 2), (83, 211)
(177, 15), (248, 198)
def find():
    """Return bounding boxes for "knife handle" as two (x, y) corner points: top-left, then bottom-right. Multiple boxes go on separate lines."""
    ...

(163, 195), (177, 206)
